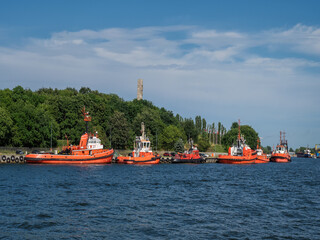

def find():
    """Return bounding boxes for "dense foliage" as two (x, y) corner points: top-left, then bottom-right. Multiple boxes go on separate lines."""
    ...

(0, 86), (266, 152)
(0, 86), (229, 151)
(221, 122), (259, 149)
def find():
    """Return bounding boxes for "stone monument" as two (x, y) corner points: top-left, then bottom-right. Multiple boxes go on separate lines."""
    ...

(137, 78), (143, 100)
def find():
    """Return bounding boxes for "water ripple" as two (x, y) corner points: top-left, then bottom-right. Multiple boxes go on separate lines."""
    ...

(0, 158), (320, 239)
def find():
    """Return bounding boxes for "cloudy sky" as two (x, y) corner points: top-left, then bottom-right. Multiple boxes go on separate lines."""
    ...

(1, 0), (320, 149)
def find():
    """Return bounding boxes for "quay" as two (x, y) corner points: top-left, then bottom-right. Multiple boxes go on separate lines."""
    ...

(1, 154), (25, 164)
(1, 152), (227, 164)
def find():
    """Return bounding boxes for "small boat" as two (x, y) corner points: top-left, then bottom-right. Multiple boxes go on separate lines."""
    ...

(217, 120), (257, 164)
(255, 138), (269, 163)
(297, 148), (313, 158)
(303, 148), (312, 158)
(270, 131), (291, 163)
(172, 139), (205, 164)
(116, 122), (160, 164)
(25, 107), (114, 164)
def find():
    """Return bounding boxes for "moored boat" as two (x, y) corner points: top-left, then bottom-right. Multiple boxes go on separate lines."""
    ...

(172, 139), (205, 164)
(217, 120), (257, 164)
(116, 122), (160, 164)
(255, 138), (269, 163)
(25, 107), (114, 164)
(303, 148), (312, 158)
(270, 131), (291, 163)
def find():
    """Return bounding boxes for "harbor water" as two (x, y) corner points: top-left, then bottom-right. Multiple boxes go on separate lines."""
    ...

(1, 158), (320, 239)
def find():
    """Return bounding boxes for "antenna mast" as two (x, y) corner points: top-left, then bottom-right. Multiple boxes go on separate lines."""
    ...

(238, 119), (241, 140)
(82, 106), (92, 133)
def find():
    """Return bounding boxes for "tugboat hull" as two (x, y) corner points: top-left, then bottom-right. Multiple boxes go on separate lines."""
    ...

(217, 155), (256, 164)
(270, 154), (291, 163)
(255, 155), (270, 163)
(25, 150), (114, 164)
(116, 155), (160, 164)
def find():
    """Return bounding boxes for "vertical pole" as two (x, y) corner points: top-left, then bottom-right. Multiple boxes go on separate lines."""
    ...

(212, 129), (214, 144)
(238, 119), (241, 140)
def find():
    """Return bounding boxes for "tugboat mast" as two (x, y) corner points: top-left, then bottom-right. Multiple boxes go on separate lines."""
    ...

(237, 119), (241, 148)
(82, 106), (92, 133)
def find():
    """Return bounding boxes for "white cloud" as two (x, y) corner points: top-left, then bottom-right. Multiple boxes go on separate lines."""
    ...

(0, 24), (320, 148)
(261, 23), (320, 55)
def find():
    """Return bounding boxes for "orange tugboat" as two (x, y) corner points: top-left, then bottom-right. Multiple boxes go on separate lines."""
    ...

(217, 120), (257, 164)
(116, 122), (160, 164)
(172, 139), (205, 164)
(270, 131), (291, 163)
(255, 138), (269, 163)
(25, 107), (114, 164)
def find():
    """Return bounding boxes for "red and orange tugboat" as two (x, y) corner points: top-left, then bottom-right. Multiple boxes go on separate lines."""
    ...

(255, 138), (269, 163)
(172, 139), (205, 164)
(217, 120), (257, 164)
(270, 131), (291, 163)
(116, 122), (160, 164)
(25, 107), (114, 164)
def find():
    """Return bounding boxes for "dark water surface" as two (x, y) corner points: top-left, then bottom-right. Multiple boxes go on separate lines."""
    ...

(1, 158), (320, 239)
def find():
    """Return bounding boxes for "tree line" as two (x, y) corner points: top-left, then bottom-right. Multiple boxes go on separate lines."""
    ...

(0, 86), (264, 152)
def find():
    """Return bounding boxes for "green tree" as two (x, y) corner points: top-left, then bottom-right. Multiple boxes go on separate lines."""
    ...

(295, 147), (306, 153)
(198, 137), (210, 152)
(222, 124), (259, 149)
(94, 125), (110, 148)
(182, 118), (198, 142)
(174, 138), (185, 153)
(132, 108), (165, 143)
(202, 118), (207, 131)
(10, 102), (59, 147)
(160, 125), (185, 150)
(0, 107), (13, 146)
(231, 122), (239, 129)
(109, 111), (130, 149)
(218, 122), (222, 144)
(195, 116), (202, 134)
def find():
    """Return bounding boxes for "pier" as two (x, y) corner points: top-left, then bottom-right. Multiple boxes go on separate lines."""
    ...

(1, 152), (227, 164)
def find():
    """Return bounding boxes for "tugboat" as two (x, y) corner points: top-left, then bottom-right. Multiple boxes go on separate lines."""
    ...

(25, 107), (114, 164)
(255, 138), (269, 163)
(270, 131), (291, 163)
(172, 139), (205, 164)
(116, 122), (160, 164)
(217, 120), (257, 164)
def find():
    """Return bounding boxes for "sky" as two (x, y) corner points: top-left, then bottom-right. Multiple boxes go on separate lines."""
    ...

(0, 0), (320, 149)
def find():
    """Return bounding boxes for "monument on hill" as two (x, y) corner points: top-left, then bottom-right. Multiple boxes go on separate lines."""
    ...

(137, 79), (143, 100)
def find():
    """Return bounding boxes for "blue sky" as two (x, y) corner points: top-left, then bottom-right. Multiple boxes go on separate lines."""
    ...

(1, 0), (320, 149)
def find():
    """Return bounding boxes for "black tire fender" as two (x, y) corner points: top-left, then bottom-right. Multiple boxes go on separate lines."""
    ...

(2, 155), (6, 161)
(19, 156), (24, 162)
(7, 157), (10, 163)
(11, 155), (15, 160)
